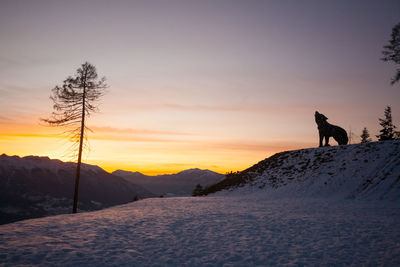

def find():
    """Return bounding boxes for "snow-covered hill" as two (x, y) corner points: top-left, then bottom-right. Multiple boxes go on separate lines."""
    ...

(113, 168), (224, 196)
(1, 142), (400, 265)
(0, 154), (154, 224)
(203, 141), (400, 200)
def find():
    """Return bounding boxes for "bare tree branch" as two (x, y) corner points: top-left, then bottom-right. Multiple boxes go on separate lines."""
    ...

(41, 62), (108, 213)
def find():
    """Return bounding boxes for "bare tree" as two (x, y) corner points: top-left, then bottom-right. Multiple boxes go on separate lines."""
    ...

(42, 62), (107, 213)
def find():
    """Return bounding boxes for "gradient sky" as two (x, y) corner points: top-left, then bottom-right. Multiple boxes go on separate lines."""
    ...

(0, 0), (399, 175)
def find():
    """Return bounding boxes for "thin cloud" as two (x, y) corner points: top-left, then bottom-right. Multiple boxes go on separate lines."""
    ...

(162, 103), (271, 113)
(129, 103), (322, 115)
(0, 115), (11, 123)
(0, 56), (23, 68)
(89, 130), (315, 152)
(0, 55), (57, 70)
(0, 130), (190, 144)
(0, 133), (59, 139)
(0, 83), (34, 93)
(90, 134), (189, 143)
(202, 140), (315, 153)
(90, 126), (192, 136)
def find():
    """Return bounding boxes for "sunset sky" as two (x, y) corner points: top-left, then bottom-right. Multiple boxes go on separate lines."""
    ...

(0, 0), (399, 175)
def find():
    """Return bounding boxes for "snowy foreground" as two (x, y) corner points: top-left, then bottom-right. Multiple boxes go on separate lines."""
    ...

(1, 195), (399, 266)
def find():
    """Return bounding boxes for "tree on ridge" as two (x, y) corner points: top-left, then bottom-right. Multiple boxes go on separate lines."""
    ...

(42, 62), (107, 213)
(376, 106), (397, 141)
(382, 22), (400, 85)
(360, 127), (372, 143)
(192, 184), (204, 196)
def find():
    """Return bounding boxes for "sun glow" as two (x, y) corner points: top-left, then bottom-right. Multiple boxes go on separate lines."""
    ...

(1, 0), (399, 176)
(0, 120), (314, 175)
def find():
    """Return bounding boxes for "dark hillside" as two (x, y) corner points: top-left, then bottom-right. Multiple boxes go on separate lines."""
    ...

(0, 154), (154, 224)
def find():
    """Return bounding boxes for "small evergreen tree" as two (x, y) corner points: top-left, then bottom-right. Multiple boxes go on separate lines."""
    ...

(376, 106), (397, 141)
(360, 127), (372, 143)
(381, 22), (400, 85)
(192, 184), (203, 196)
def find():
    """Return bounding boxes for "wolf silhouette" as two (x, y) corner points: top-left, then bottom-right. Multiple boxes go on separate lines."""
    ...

(315, 111), (348, 147)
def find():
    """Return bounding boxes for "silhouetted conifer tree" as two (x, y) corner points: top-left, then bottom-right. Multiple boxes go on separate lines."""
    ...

(376, 106), (397, 141)
(360, 127), (372, 143)
(192, 184), (203, 196)
(42, 62), (107, 213)
(382, 22), (400, 85)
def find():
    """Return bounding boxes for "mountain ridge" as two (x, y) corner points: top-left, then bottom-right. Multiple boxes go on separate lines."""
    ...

(113, 167), (221, 177)
(0, 154), (154, 224)
(113, 168), (224, 196)
(1, 154), (222, 178)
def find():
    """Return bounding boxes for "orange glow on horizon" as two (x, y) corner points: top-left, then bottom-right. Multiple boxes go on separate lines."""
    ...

(1, 0), (400, 177)
(0, 121), (314, 175)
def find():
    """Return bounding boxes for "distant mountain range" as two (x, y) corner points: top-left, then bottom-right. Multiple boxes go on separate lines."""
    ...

(2, 142), (400, 266)
(0, 154), (154, 224)
(0, 154), (224, 225)
(113, 168), (224, 196)
(2, 141), (399, 227)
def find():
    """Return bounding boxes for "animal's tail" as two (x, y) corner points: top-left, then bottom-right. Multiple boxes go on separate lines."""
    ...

(343, 132), (349, 145)
(335, 126), (349, 145)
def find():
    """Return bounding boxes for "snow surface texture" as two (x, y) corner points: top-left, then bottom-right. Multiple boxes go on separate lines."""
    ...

(208, 141), (400, 200)
(0, 196), (399, 266)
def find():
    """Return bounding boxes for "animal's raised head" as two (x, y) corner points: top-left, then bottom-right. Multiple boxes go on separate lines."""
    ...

(314, 111), (348, 147)
(315, 111), (328, 126)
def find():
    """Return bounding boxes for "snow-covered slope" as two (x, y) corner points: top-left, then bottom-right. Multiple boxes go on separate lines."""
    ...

(0, 196), (399, 266)
(0, 154), (154, 224)
(203, 141), (400, 200)
(1, 142), (400, 265)
(113, 168), (224, 196)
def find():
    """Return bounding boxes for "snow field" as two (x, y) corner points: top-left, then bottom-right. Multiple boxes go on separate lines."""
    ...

(0, 195), (399, 266)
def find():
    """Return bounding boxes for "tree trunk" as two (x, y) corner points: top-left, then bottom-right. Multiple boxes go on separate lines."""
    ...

(72, 75), (87, 214)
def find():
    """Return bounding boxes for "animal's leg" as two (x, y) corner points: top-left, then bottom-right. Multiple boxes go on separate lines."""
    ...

(324, 136), (330, 146)
(319, 132), (324, 147)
